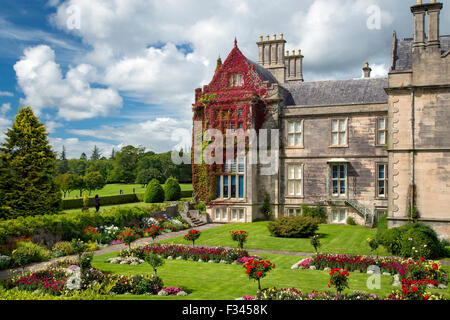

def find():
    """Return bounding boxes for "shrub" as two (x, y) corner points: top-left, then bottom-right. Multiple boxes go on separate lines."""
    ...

(144, 252), (165, 278)
(15, 241), (50, 263)
(301, 204), (327, 223)
(346, 216), (356, 225)
(52, 241), (75, 256)
(267, 216), (319, 238)
(376, 212), (388, 241)
(367, 237), (379, 255)
(0, 255), (11, 270)
(163, 177), (182, 201)
(310, 235), (321, 253)
(379, 227), (404, 255)
(184, 229), (201, 247)
(328, 268), (350, 295)
(230, 231), (249, 249)
(399, 224), (443, 259)
(79, 252), (94, 270)
(11, 247), (32, 268)
(243, 259), (275, 291)
(144, 179), (165, 203)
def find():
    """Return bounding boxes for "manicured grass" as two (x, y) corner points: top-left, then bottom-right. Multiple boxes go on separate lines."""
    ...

(157, 222), (391, 256)
(92, 251), (450, 300)
(63, 183), (193, 199)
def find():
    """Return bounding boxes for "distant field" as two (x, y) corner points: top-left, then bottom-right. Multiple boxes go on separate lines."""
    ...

(63, 183), (193, 199)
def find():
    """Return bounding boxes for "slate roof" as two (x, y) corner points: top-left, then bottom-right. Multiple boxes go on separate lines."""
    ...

(280, 78), (389, 107)
(247, 59), (279, 85)
(392, 35), (450, 71)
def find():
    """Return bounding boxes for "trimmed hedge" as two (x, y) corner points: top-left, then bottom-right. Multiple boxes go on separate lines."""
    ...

(62, 194), (144, 210)
(267, 216), (319, 238)
(0, 204), (171, 245)
(144, 179), (165, 203)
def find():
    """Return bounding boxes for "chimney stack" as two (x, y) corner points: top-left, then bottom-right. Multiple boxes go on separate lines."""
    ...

(363, 62), (372, 78)
(257, 33), (287, 83)
(411, 1), (443, 54)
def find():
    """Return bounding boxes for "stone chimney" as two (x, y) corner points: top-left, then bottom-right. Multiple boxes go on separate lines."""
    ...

(411, 1), (443, 54)
(285, 50), (304, 82)
(363, 62), (372, 78)
(426, 1), (443, 52)
(257, 34), (287, 83)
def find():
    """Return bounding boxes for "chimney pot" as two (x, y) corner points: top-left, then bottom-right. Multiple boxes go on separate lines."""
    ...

(363, 62), (372, 78)
(266, 35), (270, 41)
(286, 51), (289, 56)
(280, 33), (284, 40)
(259, 36), (263, 42)
(273, 34), (277, 40)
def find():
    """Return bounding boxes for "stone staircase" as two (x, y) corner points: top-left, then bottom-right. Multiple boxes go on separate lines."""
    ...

(345, 199), (375, 227)
(179, 203), (209, 228)
(186, 210), (207, 227)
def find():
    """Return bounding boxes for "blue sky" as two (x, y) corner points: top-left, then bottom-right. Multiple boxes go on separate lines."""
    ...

(0, 0), (449, 159)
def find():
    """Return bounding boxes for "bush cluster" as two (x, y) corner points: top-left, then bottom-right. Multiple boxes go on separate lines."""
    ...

(267, 216), (319, 238)
(144, 179), (165, 203)
(379, 223), (445, 259)
(301, 205), (327, 223)
(163, 177), (181, 201)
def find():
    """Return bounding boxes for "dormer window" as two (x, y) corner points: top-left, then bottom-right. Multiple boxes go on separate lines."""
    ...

(229, 73), (243, 87)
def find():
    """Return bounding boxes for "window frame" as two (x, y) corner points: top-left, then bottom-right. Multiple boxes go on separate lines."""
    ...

(216, 157), (246, 200)
(229, 73), (243, 87)
(332, 208), (347, 224)
(376, 117), (388, 147)
(376, 163), (388, 199)
(329, 163), (348, 199)
(285, 207), (302, 217)
(330, 118), (348, 147)
(286, 163), (304, 198)
(286, 120), (304, 148)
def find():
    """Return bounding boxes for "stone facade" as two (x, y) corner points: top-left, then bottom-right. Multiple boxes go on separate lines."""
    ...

(192, 1), (449, 240)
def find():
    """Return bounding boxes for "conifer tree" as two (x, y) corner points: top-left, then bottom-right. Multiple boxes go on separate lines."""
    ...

(0, 106), (61, 218)
(90, 145), (101, 161)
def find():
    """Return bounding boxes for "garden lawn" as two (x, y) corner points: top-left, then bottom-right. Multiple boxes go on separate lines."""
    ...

(157, 222), (391, 256)
(92, 252), (450, 300)
(63, 183), (193, 199)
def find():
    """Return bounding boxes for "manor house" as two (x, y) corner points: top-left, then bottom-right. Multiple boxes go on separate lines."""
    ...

(191, 1), (450, 239)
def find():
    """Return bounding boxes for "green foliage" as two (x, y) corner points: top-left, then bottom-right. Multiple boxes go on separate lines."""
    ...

(143, 252), (165, 277)
(0, 204), (169, 245)
(144, 179), (165, 203)
(0, 106), (61, 219)
(380, 222), (444, 259)
(163, 177), (181, 201)
(84, 171), (106, 196)
(135, 168), (163, 186)
(399, 224), (443, 259)
(267, 216), (319, 238)
(301, 204), (327, 223)
(346, 216), (356, 226)
(0, 255), (11, 270)
(260, 192), (272, 219)
(52, 241), (75, 256)
(310, 235), (321, 253)
(379, 227), (404, 255)
(376, 212), (388, 241)
(70, 239), (88, 259)
(79, 252), (94, 270)
(13, 241), (50, 266)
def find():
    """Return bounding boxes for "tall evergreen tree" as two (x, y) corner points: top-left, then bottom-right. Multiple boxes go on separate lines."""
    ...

(80, 152), (87, 160)
(60, 146), (67, 160)
(0, 106), (61, 218)
(110, 148), (116, 160)
(90, 145), (101, 161)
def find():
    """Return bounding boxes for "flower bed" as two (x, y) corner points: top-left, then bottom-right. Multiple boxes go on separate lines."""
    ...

(297, 254), (447, 285)
(140, 244), (248, 264)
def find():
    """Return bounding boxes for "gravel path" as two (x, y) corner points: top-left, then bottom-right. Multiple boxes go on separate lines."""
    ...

(1, 223), (449, 279)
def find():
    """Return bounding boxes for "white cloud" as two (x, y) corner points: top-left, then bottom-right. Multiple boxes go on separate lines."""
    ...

(0, 91), (13, 97)
(68, 117), (192, 154)
(14, 45), (123, 120)
(50, 137), (117, 159)
(0, 103), (12, 141)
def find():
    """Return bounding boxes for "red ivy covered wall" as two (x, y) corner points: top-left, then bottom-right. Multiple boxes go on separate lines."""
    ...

(192, 41), (272, 203)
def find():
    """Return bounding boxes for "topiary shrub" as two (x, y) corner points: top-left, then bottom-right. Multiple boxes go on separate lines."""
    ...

(144, 179), (165, 203)
(163, 177), (181, 201)
(267, 216), (319, 238)
(346, 216), (356, 225)
(379, 227), (404, 256)
(399, 223), (443, 259)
